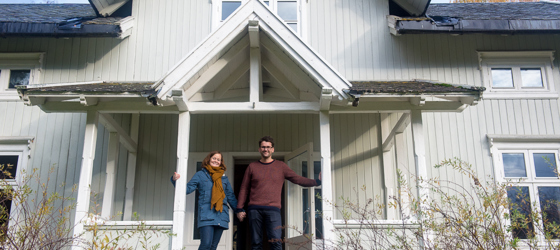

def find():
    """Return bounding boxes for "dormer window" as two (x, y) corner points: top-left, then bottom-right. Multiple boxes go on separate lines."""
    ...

(213, 0), (301, 34)
(221, 1), (242, 21)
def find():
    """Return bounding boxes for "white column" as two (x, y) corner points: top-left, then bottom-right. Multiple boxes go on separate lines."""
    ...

(410, 110), (429, 247)
(249, 47), (262, 103)
(101, 132), (120, 219)
(380, 114), (397, 220)
(172, 111), (191, 250)
(394, 129), (410, 217)
(410, 110), (428, 201)
(72, 110), (99, 249)
(123, 113), (140, 221)
(319, 111), (334, 242)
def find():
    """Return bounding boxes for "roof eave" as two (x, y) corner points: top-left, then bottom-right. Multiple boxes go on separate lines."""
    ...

(389, 18), (560, 35)
(0, 22), (121, 37)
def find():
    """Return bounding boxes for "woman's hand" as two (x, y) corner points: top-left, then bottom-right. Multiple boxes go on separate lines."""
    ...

(237, 212), (246, 222)
(172, 172), (181, 181)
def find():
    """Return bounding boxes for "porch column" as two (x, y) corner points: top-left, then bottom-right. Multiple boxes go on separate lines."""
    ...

(123, 113), (140, 220)
(411, 110), (428, 201)
(319, 111), (334, 242)
(172, 111), (191, 250)
(101, 132), (119, 219)
(410, 110), (429, 248)
(380, 114), (396, 220)
(72, 110), (99, 249)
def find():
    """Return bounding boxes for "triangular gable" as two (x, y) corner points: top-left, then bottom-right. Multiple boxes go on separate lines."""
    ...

(153, 0), (352, 106)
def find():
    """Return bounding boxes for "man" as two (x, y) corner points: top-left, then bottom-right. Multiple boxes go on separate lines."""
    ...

(236, 136), (321, 250)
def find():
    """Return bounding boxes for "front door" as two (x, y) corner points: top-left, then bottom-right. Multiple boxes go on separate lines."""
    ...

(284, 143), (315, 250)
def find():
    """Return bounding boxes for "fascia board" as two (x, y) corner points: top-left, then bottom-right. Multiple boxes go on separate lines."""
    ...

(154, 1), (255, 99)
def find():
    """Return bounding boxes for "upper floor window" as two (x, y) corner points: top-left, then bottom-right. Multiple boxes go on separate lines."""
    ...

(214, 0), (301, 34)
(0, 53), (43, 101)
(478, 51), (557, 99)
(489, 135), (560, 241)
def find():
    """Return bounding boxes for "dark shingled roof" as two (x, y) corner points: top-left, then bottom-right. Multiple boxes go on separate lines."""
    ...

(0, 4), (96, 23)
(392, 2), (560, 34)
(19, 82), (156, 95)
(0, 4), (124, 37)
(349, 81), (485, 95)
(427, 2), (560, 20)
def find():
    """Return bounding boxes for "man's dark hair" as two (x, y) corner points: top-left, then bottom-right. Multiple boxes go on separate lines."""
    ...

(259, 136), (275, 147)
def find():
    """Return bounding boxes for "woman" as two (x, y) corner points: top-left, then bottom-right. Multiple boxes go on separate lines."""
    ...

(171, 151), (244, 250)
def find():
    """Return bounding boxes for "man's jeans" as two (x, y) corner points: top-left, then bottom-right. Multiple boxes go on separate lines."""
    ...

(248, 209), (283, 250)
(198, 225), (224, 250)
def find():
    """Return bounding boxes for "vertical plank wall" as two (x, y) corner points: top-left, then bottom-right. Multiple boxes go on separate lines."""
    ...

(307, 0), (560, 191)
(132, 113), (385, 220)
(0, 102), (86, 218)
(1, 0), (559, 223)
(0, 101), (133, 223)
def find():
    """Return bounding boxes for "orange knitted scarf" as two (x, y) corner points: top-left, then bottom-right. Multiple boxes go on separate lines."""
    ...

(204, 165), (226, 212)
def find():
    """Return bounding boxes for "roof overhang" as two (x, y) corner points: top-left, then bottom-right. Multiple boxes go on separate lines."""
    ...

(335, 80), (485, 112)
(16, 81), (175, 113)
(388, 15), (560, 35)
(0, 16), (134, 38)
(89, 0), (130, 17)
(392, 0), (431, 17)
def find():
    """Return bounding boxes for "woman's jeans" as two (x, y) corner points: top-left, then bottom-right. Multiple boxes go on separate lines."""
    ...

(199, 225), (224, 250)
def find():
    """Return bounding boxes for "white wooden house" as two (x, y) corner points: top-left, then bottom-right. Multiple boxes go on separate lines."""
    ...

(1, 0), (559, 249)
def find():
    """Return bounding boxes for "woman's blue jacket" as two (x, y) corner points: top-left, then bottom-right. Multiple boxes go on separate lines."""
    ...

(171, 169), (241, 229)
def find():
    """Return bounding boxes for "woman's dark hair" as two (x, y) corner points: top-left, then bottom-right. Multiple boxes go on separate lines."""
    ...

(258, 136), (275, 147)
(202, 151), (226, 170)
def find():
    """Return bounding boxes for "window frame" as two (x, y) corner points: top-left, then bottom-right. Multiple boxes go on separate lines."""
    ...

(489, 135), (560, 243)
(211, 0), (304, 37)
(0, 53), (43, 101)
(0, 137), (33, 230)
(478, 51), (557, 99)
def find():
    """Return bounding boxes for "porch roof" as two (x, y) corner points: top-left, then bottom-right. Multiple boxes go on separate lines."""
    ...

(0, 4), (130, 38)
(348, 80), (485, 95)
(18, 81), (156, 95)
(18, 80), (483, 113)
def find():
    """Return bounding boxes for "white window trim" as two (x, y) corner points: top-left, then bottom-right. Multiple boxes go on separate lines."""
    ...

(0, 137), (34, 229)
(0, 53), (44, 101)
(488, 134), (560, 243)
(211, 0), (305, 39)
(478, 51), (558, 99)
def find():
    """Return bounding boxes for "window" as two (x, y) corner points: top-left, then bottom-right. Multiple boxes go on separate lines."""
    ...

(0, 53), (43, 100)
(0, 137), (33, 232)
(213, 0), (301, 34)
(221, 0), (242, 21)
(478, 51), (557, 99)
(489, 135), (560, 241)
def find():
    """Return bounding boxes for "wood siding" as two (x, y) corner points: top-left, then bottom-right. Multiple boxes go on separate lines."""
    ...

(1, 0), (560, 223)
(330, 113), (384, 219)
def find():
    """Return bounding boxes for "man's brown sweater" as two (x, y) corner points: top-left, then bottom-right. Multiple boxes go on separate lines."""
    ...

(236, 160), (321, 211)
